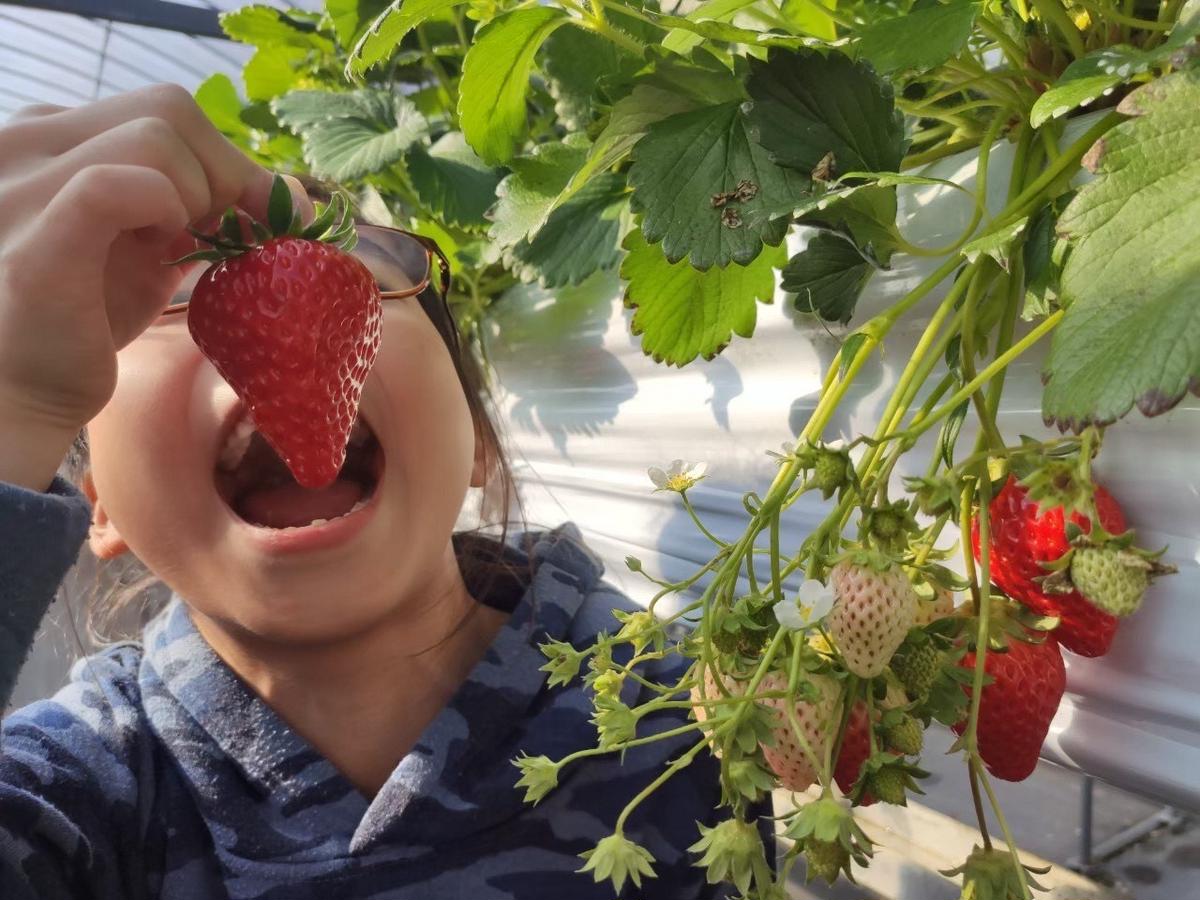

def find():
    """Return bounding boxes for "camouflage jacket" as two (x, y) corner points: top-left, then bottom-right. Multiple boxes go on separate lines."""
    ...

(0, 476), (775, 899)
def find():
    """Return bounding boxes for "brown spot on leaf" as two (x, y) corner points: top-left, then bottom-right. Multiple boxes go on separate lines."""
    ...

(1081, 139), (1106, 174)
(812, 151), (836, 183)
(721, 208), (742, 228)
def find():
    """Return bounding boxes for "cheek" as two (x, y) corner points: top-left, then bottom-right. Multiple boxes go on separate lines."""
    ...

(374, 312), (476, 490)
(87, 339), (205, 535)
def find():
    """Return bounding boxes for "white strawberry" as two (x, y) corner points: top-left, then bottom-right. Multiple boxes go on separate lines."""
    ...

(758, 671), (840, 792)
(690, 662), (747, 758)
(827, 556), (917, 678)
(913, 587), (957, 627)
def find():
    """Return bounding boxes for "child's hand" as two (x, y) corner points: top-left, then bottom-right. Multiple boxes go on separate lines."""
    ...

(0, 85), (309, 489)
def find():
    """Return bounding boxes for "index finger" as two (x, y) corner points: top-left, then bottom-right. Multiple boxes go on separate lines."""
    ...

(28, 84), (311, 227)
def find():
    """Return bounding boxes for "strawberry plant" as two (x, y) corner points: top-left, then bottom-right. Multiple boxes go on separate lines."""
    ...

(201, 0), (1197, 896)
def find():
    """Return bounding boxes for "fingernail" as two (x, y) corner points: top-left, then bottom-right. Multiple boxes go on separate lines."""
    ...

(282, 174), (316, 227)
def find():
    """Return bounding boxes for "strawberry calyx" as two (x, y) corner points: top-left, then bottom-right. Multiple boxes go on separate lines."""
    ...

(958, 595), (1059, 654)
(169, 174), (358, 266)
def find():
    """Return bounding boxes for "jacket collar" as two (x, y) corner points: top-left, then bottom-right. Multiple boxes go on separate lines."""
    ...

(139, 521), (605, 856)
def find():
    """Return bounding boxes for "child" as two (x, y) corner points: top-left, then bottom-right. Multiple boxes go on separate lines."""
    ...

(0, 85), (774, 898)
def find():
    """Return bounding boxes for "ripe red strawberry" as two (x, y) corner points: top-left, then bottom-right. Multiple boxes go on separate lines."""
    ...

(952, 634), (1066, 782)
(972, 476), (1125, 657)
(181, 177), (382, 489)
(758, 671), (840, 792)
(833, 702), (877, 806)
(827, 556), (917, 678)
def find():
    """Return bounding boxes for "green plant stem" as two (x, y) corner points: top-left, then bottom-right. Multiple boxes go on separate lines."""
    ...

(978, 15), (1029, 69)
(769, 506), (785, 606)
(899, 310), (1065, 443)
(996, 111), (1121, 230)
(960, 265), (1007, 451)
(968, 758), (994, 850)
(903, 138), (983, 170)
(1030, 0), (1087, 57)
(681, 490), (728, 548)
(415, 27), (457, 122)
(1075, 0), (1174, 28)
(962, 470), (1005, 882)
(976, 758), (1033, 898)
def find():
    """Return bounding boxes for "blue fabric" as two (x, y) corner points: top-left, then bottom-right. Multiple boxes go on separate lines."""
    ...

(0, 476), (775, 898)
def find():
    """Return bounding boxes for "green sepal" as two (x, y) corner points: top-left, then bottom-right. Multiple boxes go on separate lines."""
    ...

(164, 248), (226, 265)
(267, 172), (294, 235)
(219, 208), (244, 245)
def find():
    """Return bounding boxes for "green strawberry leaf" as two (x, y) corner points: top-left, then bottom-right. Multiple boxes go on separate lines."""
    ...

(1022, 199), (1073, 321)
(326, 0), (391, 50)
(540, 23), (644, 133)
(798, 184), (900, 268)
(220, 5), (333, 51)
(627, 101), (810, 269)
(195, 74), (251, 142)
(1030, 4), (1200, 128)
(745, 48), (906, 176)
(1043, 69), (1200, 430)
(458, 7), (569, 166)
(273, 90), (428, 181)
(487, 137), (589, 249)
(347, 0), (469, 76)
(779, 0), (837, 40)
(853, 0), (979, 75)
(550, 84), (700, 215)
(620, 229), (784, 366)
(781, 233), (874, 324)
(961, 216), (1029, 271)
(1029, 47), (1155, 129)
(508, 174), (628, 288)
(243, 45), (308, 102)
(406, 131), (503, 231)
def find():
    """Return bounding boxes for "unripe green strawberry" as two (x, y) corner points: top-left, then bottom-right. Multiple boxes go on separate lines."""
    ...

(1070, 546), (1149, 616)
(866, 767), (908, 805)
(884, 716), (924, 755)
(805, 838), (848, 884)
(827, 558), (917, 678)
(813, 452), (849, 498)
(893, 642), (941, 701)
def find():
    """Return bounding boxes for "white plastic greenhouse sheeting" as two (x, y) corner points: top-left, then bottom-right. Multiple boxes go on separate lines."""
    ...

(482, 110), (1200, 813)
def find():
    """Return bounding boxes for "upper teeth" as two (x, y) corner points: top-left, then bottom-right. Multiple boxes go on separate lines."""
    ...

(219, 410), (257, 471)
(218, 408), (371, 472)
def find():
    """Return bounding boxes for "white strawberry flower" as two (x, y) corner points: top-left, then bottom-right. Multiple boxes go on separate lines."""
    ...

(647, 459), (710, 493)
(773, 579), (836, 630)
(798, 578), (836, 620)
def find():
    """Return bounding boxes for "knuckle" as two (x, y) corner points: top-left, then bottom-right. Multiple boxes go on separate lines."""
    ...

(10, 103), (64, 121)
(139, 82), (198, 119)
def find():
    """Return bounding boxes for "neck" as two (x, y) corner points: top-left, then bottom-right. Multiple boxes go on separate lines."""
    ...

(189, 543), (513, 799)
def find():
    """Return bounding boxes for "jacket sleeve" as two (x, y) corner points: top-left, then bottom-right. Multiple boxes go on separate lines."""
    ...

(1, 475), (106, 900)
(0, 475), (92, 713)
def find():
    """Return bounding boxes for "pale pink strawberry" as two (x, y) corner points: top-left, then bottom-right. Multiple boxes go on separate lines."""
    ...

(913, 587), (957, 627)
(827, 559), (917, 678)
(758, 671), (840, 791)
(690, 663), (746, 759)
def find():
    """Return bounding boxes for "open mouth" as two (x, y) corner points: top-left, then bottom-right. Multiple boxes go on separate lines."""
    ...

(214, 409), (384, 531)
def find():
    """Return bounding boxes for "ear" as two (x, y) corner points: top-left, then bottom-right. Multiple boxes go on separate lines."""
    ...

(81, 470), (130, 561)
(469, 420), (489, 489)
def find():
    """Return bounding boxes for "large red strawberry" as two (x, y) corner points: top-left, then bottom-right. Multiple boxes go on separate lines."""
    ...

(972, 476), (1125, 657)
(952, 633), (1066, 782)
(181, 176), (382, 489)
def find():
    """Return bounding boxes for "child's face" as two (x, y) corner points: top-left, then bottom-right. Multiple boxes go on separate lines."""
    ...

(84, 298), (483, 643)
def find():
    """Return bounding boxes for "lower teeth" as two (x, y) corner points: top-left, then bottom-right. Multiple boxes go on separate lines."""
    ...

(261, 495), (373, 532)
